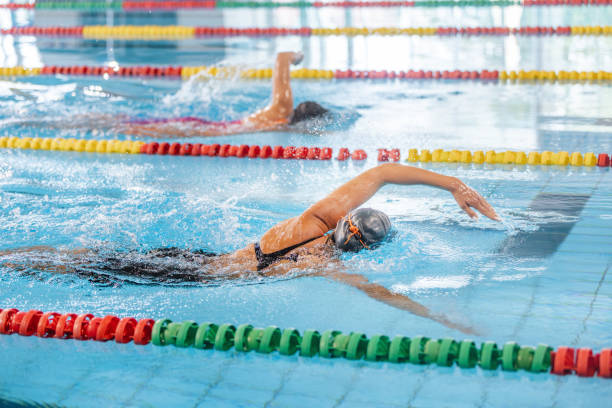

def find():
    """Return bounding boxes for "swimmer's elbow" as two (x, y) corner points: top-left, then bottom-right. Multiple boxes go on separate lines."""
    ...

(376, 162), (404, 176)
(373, 162), (419, 185)
(357, 163), (398, 186)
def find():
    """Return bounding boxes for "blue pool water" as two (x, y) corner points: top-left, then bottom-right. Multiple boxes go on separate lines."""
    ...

(1, 5), (612, 408)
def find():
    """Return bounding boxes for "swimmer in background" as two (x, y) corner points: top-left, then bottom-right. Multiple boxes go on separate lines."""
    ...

(1, 164), (499, 334)
(118, 51), (327, 138)
(6, 51), (328, 137)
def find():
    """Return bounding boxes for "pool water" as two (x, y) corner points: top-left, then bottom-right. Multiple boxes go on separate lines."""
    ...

(1, 5), (611, 408)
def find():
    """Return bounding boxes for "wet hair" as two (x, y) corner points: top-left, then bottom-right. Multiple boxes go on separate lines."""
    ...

(333, 208), (391, 252)
(290, 101), (329, 125)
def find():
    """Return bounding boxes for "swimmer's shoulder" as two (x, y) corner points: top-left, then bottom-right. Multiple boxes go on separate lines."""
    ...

(242, 116), (289, 132)
(244, 106), (291, 129)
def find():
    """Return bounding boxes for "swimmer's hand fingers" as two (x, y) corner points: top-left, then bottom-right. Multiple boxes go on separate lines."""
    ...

(291, 51), (304, 65)
(451, 182), (500, 221)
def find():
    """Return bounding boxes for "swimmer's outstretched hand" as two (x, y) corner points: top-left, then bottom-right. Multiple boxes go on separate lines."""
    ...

(450, 179), (499, 221)
(291, 51), (304, 65)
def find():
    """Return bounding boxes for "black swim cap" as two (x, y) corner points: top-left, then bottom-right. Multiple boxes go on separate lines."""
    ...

(290, 101), (328, 125)
(333, 208), (391, 252)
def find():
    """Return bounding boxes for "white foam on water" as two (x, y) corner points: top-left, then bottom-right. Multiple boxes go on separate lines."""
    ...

(392, 274), (472, 292)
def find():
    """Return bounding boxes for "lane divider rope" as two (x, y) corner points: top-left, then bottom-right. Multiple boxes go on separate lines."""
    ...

(5, 0), (612, 10)
(0, 308), (609, 378)
(1, 137), (611, 168)
(0, 136), (338, 160)
(0, 65), (611, 83)
(3, 25), (611, 39)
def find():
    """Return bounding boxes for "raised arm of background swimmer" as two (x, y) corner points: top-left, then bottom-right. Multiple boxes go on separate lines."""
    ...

(244, 51), (302, 127)
(119, 52), (303, 138)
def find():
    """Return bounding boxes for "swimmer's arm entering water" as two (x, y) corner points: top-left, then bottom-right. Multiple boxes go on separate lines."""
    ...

(260, 164), (498, 258)
(302, 163), (499, 231)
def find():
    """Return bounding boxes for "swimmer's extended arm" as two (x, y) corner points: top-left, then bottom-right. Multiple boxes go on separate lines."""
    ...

(116, 122), (243, 138)
(303, 163), (499, 230)
(268, 51), (300, 115)
(242, 51), (303, 130)
(117, 116), (291, 138)
(325, 270), (476, 335)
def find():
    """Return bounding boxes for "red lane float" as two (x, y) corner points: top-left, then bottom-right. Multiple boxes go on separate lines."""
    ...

(597, 153), (611, 167)
(337, 147), (350, 161)
(0, 308), (18, 334)
(377, 148), (400, 162)
(115, 317), (138, 343)
(85, 317), (103, 339)
(307, 147), (321, 160)
(140, 142), (337, 161)
(0, 3), (36, 9)
(73, 313), (95, 340)
(0, 308), (154, 345)
(54, 313), (78, 339)
(137, 143), (397, 162)
(158, 142), (170, 155)
(35, 65), (184, 78)
(576, 348), (597, 377)
(549, 346), (612, 378)
(37, 312), (62, 338)
(133, 318), (155, 345)
(0, 27), (84, 37)
(259, 145), (272, 158)
(351, 149), (368, 160)
(19, 310), (43, 336)
(600, 349), (612, 378)
(96, 315), (120, 341)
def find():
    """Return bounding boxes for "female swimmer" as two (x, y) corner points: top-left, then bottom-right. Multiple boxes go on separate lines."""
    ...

(119, 51), (327, 138)
(7, 52), (327, 138)
(1, 164), (498, 334)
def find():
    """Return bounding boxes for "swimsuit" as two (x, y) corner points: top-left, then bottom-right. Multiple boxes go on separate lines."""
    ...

(126, 116), (243, 128)
(71, 247), (219, 286)
(254, 235), (331, 271)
